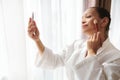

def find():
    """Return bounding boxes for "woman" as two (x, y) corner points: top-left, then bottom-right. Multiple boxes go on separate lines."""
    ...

(28, 7), (120, 80)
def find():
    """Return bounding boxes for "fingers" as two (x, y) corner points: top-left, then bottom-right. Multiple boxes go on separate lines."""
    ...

(28, 19), (36, 28)
(93, 32), (102, 47)
(93, 33), (97, 41)
(89, 33), (97, 42)
(28, 17), (39, 37)
(96, 32), (102, 46)
(28, 17), (37, 32)
(89, 32), (101, 45)
(87, 32), (102, 55)
(93, 32), (100, 41)
(93, 19), (98, 32)
(28, 27), (38, 39)
(96, 32), (100, 41)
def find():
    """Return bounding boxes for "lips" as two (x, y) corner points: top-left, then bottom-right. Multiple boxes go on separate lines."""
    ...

(82, 24), (88, 28)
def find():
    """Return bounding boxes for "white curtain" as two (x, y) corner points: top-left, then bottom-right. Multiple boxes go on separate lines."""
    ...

(109, 0), (120, 50)
(0, 0), (83, 80)
(0, 0), (27, 80)
(0, 0), (8, 79)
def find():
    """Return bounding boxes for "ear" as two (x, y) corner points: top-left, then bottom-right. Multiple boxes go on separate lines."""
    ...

(101, 17), (109, 28)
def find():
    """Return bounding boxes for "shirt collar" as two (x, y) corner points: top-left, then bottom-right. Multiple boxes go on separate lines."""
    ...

(97, 38), (110, 54)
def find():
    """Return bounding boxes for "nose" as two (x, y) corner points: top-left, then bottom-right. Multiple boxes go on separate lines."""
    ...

(82, 16), (86, 24)
(82, 21), (85, 24)
(82, 18), (86, 24)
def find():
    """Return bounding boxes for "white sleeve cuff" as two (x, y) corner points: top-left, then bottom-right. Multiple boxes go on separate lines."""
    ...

(35, 47), (52, 68)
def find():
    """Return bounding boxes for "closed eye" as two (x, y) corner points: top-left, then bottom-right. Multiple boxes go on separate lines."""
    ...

(86, 15), (92, 18)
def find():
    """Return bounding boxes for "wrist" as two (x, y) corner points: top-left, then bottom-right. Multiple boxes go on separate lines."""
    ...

(35, 38), (40, 43)
(86, 49), (96, 57)
(88, 49), (96, 54)
(35, 38), (45, 54)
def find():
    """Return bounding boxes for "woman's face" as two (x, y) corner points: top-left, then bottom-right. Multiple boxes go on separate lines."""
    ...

(82, 8), (102, 36)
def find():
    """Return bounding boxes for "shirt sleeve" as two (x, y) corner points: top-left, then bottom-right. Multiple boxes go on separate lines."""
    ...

(35, 41), (75, 69)
(73, 56), (120, 80)
(103, 58), (120, 80)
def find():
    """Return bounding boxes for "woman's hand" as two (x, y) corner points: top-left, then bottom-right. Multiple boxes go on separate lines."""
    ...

(86, 32), (102, 57)
(28, 18), (40, 42)
(28, 18), (45, 54)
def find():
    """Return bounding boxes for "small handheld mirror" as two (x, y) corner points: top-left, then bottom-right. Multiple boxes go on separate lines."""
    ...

(32, 12), (34, 20)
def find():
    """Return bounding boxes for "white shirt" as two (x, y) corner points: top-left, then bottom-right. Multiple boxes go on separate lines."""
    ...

(35, 38), (120, 80)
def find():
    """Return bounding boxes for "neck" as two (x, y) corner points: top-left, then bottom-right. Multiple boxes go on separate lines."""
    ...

(100, 32), (108, 44)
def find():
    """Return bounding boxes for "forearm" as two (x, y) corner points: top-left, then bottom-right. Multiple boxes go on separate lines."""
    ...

(35, 39), (45, 55)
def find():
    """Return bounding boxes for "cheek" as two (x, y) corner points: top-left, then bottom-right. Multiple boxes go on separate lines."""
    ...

(88, 20), (94, 28)
(88, 20), (97, 32)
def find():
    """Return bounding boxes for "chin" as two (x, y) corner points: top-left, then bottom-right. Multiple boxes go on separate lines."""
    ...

(82, 30), (93, 36)
(82, 29), (88, 34)
(82, 31), (88, 36)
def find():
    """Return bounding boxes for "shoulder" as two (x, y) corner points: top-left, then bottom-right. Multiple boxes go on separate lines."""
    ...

(96, 38), (120, 63)
(73, 38), (87, 50)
